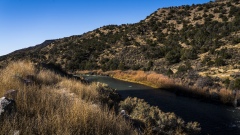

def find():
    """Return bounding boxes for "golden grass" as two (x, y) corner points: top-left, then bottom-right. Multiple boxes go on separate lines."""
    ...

(36, 69), (62, 85)
(58, 78), (99, 102)
(106, 70), (174, 89)
(0, 60), (35, 95)
(0, 61), (135, 135)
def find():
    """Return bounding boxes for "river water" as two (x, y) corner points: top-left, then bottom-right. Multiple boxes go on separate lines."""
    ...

(83, 75), (240, 135)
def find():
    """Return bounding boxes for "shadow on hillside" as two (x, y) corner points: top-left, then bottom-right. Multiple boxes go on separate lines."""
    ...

(37, 62), (89, 84)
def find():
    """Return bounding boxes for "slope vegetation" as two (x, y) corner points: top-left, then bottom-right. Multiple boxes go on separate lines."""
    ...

(1, 0), (240, 103)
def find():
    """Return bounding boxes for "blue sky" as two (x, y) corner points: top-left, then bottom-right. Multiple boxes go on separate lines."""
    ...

(0, 0), (211, 56)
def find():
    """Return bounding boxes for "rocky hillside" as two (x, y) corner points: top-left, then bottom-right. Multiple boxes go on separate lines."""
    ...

(1, 0), (240, 90)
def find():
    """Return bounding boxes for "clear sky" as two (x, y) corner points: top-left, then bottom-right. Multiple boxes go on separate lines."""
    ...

(0, 0), (211, 56)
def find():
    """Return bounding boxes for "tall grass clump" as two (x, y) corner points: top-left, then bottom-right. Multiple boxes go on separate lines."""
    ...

(58, 78), (99, 102)
(0, 61), (36, 95)
(0, 61), (135, 135)
(36, 69), (62, 86)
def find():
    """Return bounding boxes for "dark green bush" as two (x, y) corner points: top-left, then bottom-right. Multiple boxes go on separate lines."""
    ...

(165, 50), (181, 64)
(215, 57), (225, 66)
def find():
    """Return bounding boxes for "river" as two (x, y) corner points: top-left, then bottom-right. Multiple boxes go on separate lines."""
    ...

(83, 75), (240, 135)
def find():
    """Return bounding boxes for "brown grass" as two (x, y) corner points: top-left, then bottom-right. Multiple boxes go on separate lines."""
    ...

(0, 61), (35, 95)
(36, 69), (62, 85)
(106, 70), (174, 89)
(0, 61), (135, 135)
(58, 78), (99, 102)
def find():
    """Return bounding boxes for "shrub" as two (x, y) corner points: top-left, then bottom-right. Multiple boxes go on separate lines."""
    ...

(165, 50), (181, 64)
(181, 48), (198, 60)
(223, 78), (230, 88)
(196, 77), (213, 88)
(119, 97), (201, 134)
(215, 57), (225, 66)
(233, 78), (240, 90)
(167, 68), (174, 76)
(177, 63), (192, 73)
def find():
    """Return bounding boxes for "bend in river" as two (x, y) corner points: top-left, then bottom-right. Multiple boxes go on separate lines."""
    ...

(83, 75), (240, 135)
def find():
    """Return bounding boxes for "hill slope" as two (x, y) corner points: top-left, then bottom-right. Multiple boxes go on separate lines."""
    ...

(1, 0), (240, 91)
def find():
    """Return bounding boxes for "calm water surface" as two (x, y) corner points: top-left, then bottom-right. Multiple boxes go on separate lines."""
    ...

(83, 75), (240, 135)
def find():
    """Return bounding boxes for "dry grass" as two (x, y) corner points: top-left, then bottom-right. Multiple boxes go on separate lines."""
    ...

(106, 70), (174, 89)
(0, 61), (35, 95)
(36, 69), (62, 85)
(58, 78), (99, 102)
(0, 61), (135, 135)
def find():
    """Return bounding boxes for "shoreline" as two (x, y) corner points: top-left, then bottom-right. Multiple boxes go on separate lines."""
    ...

(76, 70), (239, 107)
(111, 75), (237, 106)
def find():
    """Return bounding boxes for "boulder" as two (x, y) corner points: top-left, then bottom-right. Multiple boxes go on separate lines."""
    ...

(13, 130), (20, 135)
(0, 97), (16, 119)
(120, 110), (130, 120)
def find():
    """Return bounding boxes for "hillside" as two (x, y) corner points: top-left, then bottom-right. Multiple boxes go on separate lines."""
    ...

(1, 0), (240, 94)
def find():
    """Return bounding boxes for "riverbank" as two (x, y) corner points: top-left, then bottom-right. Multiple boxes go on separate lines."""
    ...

(83, 75), (240, 135)
(77, 70), (239, 106)
(0, 61), (201, 135)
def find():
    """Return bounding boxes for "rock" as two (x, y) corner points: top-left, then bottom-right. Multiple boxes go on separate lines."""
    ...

(120, 110), (126, 115)
(4, 89), (18, 100)
(120, 110), (130, 121)
(13, 130), (20, 135)
(0, 97), (16, 119)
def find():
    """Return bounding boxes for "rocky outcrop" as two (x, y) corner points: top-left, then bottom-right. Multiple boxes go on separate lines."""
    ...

(0, 97), (16, 119)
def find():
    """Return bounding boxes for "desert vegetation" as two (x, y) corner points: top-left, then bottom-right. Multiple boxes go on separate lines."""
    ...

(0, 61), (200, 134)
(1, 1), (240, 103)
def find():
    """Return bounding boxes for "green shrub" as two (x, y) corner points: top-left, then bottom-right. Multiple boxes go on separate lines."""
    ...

(223, 78), (230, 88)
(215, 57), (225, 66)
(234, 78), (240, 89)
(165, 50), (181, 64)
(167, 68), (174, 76)
(177, 63), (192, 73)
